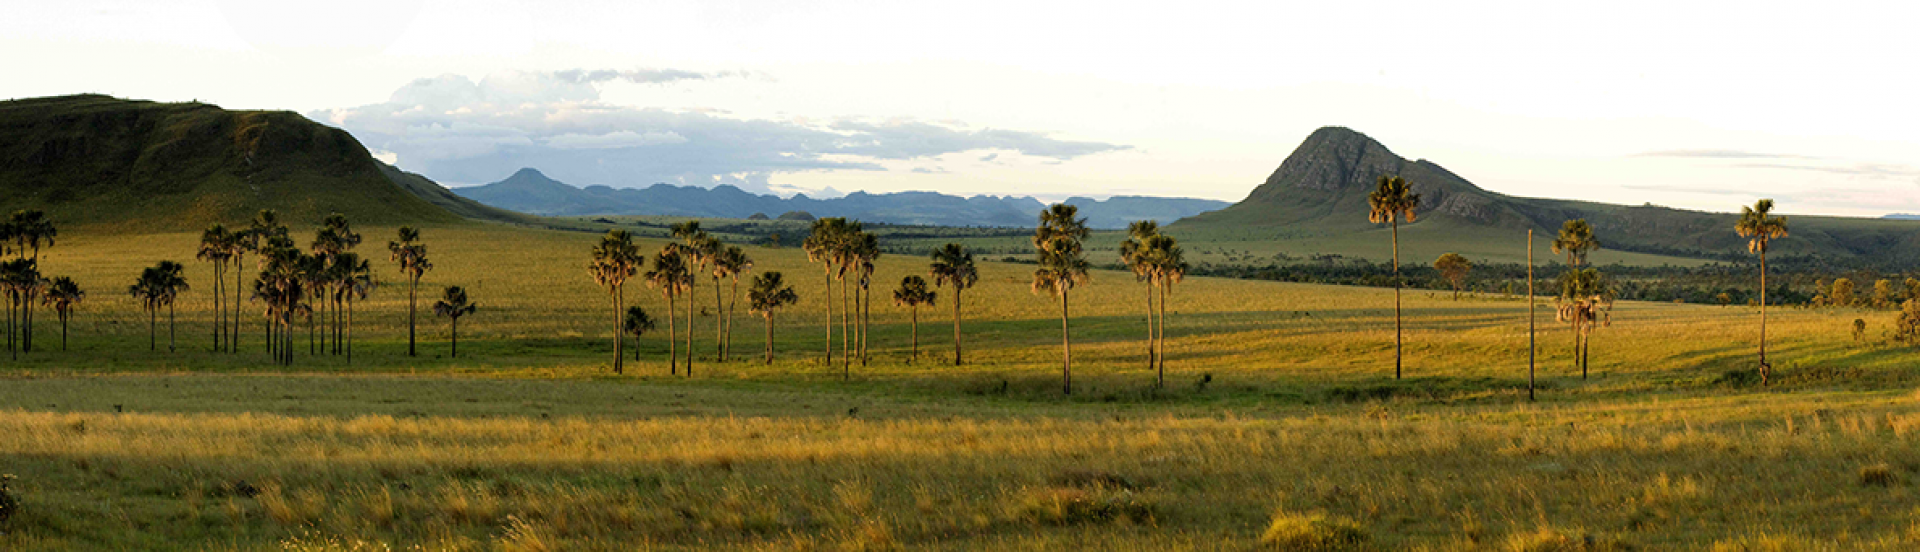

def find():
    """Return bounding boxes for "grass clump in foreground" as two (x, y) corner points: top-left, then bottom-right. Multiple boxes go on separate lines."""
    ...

(1260, 509), (1369, 550)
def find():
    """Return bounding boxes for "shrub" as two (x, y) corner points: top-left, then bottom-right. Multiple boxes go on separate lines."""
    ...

(1861, 463), (1899, 487)
(1260, 509), (1369, 551)
(1009, 486), (1156, 526)
(1502, 526), (1631, 551)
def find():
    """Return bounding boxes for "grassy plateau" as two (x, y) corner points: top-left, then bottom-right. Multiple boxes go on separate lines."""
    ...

(2, 221), (1918, 550)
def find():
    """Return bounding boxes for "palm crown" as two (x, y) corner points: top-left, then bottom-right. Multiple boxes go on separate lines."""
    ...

(1736, 199), (1789, 254)
(1367, 175), (1421, 225)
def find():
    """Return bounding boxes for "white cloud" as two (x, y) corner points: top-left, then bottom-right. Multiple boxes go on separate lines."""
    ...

(544, 130), (688, 149)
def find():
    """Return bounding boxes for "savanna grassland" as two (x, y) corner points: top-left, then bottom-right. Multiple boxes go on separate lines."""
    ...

(4, 221), (1920, 550)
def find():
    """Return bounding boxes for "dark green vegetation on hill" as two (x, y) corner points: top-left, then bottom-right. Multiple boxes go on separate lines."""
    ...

(1178, 127), (1920, 269)
(0, 95), (463, 230)
(456, 167), (1229, 229)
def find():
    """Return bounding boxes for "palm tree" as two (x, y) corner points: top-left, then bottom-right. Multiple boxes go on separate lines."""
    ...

(892, 276), (936, 364)
(0, 259), (44, 358)
(804, 218), (854, 367)
(1434, 253), (1472, 301)
(432, 286), (477, 358)
(129, 262), (188, 352)
(41, 276), (82, 351)
(647, 247), (693, 374)
(1366, 175), (1421, 380)
(333, 253), (374, 364)
(1033, 204), (1091, 395)
(253, 236), (307, 366)
(623, 306), (656, 362)
(298, 254), (327, 356)
(1736, 199), (1790, 385)
(671, 222), (714, 367)
(387, 227), (432, 357)
(1145, 233), (1187, 387)
(928, 243), (978, 366)
(1120, 221), (1160, 369)
(714, 246), (753, 362)
(1555, 268), (1612, 378)
(748, 271), (799, 364)
(197, 224), (234, 352)
(1551, 219), (1600, 377)
(249, 210), (288, 353)
(312, 214), (361, 356)
(9, 210), (56, 261)
(588, 230), (644, 374)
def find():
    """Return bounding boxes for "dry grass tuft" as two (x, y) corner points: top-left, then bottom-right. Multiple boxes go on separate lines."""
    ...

(1861, 464), (1899, 487)
(1260, 509), (1369, 551)
(1009, 486), (1157, 526)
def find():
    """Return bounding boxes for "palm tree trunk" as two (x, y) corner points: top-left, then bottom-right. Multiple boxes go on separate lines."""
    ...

(725, 277), (739, 361)
(612, 288), (623, 374)
(1144, 279), (1155, 372)
(212, 264), (221, 352)
(1392, 220), (1402, 380)
(765, 314), (775, 365)
(824, 267), (833, 367)
(686, 282), (696, 378)
(169, 302), (176, 352)
(840, 277), (850, 378)
(408, 277), (418, 357)
(60, 311), (68, 352)
(952, 287), (963, 366)
(346, 295), (354, 365)
(451, 318), (458, 358)
(1759, 251), (1769, 385)
(1157, 281), (1168, 388)
(667, 293), (678, 375)
(1061, 288), (1072, 395)
(232, 253), (242, 353)
(714, 275), (723, 361)
(149, 307), (156, 352)
(22, 290), (32, 354)
(910, 306), (918, 364)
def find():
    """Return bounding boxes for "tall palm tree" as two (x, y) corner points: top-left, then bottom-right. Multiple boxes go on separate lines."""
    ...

(1033, 204), (1091, 395)
(298, 254), (327, 356)
(1, 259), (44, 358)
(623, 306), (656, 362)
(253, 236), (307, 366)
(1145, 233), (1187, 387)
(387, 227), (432, 357)
(197, 224), (234, 352)
(249, 210), (288, 353)
(671, 222), (713, 366)
(312, 214), (361, 355)
(333, 253), (374, 364)
(433, 286), (477, 358)
(1120, 220), (1160, 369)
(749, 271), (799, 364)
(1736, 199), (1790, 385)
(851, 232), (880, 366)
(714, 246), (753, 362)
(928, 243), (978, 366)
(1366, 175), (1421, 380)
(1551, 219), (1602, 378)
(41, 276), (82, 351)
(804, 218), (854, 367)
(645, 247), (692, 375)
(588, 230), (644, 374)
(226, 226), (255, 354)
(892, 276), (936, 364)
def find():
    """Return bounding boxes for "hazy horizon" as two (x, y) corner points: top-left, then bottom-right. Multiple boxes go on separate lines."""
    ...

(9, 1), (1920, 217)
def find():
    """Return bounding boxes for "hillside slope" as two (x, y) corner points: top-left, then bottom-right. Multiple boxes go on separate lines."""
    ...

(0, 95), (463, 230)
(456, 168), (1229, 229)
(1177, 127), (1920, 267)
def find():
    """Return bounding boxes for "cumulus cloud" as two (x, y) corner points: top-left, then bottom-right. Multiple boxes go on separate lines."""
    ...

(316, 70), (1128, 190)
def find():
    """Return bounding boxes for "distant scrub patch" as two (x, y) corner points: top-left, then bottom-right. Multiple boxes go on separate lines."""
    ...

(1008, 486), (1157, 526)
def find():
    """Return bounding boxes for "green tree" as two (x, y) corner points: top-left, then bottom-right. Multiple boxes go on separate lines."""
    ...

(387, 227), (432, 357)
(1736, 199), (1790, 384)
(41, 276), (82, 351)
(588, 230), (644, 374)
(1433, 253), (1472, 301)
(892, 275), (936, 363)
(336, 254), (374, 364)
(928, 243), (978, 366)
(1832, 278), (1856, 309)
(1873, 279), (1895, 309)
(713, 246), (752, 362)
(1119, 221), (1161, 369)
(672, 221), (715, 370)
(1145, 234), (1188, 387)
(623, 306), (656, 362)
(130, 261), (188, 353)
(1367, 175), (1421, 379)
(249, 210), (290, 355)
(197, 224), (234, 352)
(253, 234), (309, 366)
(432, 286), (477, 358)
(804, 218), (857, 370)
(1033, 204), (1091, 395)
(1552, 219), (1601, 376)
(1896, 299), (1920, 346)
(645, 247), (692, 375)
(311, 213), (361, 356)
(748, 271), (799, 364)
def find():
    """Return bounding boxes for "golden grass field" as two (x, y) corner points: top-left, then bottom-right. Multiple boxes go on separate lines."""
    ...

(2, 221), (1918, 550)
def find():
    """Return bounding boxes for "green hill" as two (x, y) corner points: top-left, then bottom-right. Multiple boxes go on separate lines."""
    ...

(0, 94), (471, 230)
(1177, 127), (1920, 268)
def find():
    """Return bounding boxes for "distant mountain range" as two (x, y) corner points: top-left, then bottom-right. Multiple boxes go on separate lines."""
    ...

(453, 168), (1230, 229)
(1884, 214), (1920, 220)
(1177, 126), (1920, 266)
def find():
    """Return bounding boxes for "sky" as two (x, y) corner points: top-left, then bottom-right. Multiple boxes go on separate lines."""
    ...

(7, 0), (1920, 216)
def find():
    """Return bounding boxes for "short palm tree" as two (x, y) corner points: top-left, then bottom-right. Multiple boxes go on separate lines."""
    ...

(387, 227), (432, 357)
(623, 306), (656, 362)
(8, 210), (56, 261)
(1555, 268), (1613, 378)
(41, 276), (82, 351)
(928, 243), (978, 366)
(1551, 219), (1600, 376)
(130, 261), (188, 352)
(589, 230), (644, 374)
(1367, 175), (1421, 380)
(1120, 220), (1160, 369)
(645, 247), (692, 375)
(334, 254), (374, 364)
(432, 286), (477, 358)
(713, 245), (752, 362)
(748, 271), (799, 364)
(1033, 204), (1091, 395)
(0, 259), (44, 358)
(197, 224), (234, 352)
(892, 275), (937, 364)
(1736, 199), (1789, 384)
